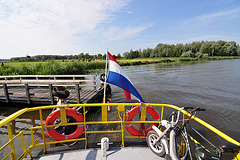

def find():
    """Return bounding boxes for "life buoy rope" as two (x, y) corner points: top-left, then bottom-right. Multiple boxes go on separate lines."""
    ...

(125, 106), (160, 136)
(45, 108), (84, 141)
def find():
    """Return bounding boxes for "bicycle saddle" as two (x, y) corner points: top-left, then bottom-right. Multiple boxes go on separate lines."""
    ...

(195, 143), (221, 160)
(216, 136), (240, 151)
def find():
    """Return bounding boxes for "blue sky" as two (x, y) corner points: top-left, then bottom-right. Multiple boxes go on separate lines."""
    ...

(0, 0), (240, 59)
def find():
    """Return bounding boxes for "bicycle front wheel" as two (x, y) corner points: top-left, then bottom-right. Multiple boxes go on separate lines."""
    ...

(147, 130), (166, 157)
(176, 129), (189, 160)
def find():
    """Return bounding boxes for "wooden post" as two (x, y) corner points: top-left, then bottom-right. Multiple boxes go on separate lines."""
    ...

(3, 83), (10, 103)
(54, 76), (56, 86)
(75, 84), (81, 104)
(93, 75), (96, 90)
(25, 84), (31, 104)
(36, 77), (39, 88)
(49, 84), (54, 104)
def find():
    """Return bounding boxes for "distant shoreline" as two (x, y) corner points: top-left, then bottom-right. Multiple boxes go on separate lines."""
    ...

(1, 56), (240, 76)
(114, 56), (240, 66)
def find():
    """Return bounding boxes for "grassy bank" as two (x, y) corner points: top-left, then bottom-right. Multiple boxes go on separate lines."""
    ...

(98, 56), (240, 66)
(1, 56), (240, 76)
(0, 60), (105, 76)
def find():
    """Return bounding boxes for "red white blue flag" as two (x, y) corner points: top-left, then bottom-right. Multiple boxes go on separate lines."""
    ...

(106, 52), (144, 102)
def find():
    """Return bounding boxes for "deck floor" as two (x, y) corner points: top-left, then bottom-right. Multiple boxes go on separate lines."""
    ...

(33, 147), (163, 160)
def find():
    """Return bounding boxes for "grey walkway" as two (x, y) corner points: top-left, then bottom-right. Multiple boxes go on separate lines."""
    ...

(34, 147), (163, 160)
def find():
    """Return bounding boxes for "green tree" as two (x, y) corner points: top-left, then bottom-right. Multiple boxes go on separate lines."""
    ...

(97, 54), (103, 59)
(117, 53), (121, 58)
(237, 45), (240, 56)
(123, 52), (130, 59)
(210, 43), (220, 56)
(200, 41), (212, 55)
(173, 43), (184, 57)
(224, 41), (237, 56)
(202, 54), (209, 59)
(190, 41), (202, 53)
(78, 53), (85, 59)
(141, 48), (152, 57)
(181, 50), (195, 58)
(129, 49), (139, 58)
(150, 48), (158, 58)
(195, 52), (203, 58)
(183, 43), (191, 53)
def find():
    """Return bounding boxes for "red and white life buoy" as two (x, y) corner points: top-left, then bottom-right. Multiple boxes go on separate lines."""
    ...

(45, 108), (84, 141)
(125, 106), (160, 136)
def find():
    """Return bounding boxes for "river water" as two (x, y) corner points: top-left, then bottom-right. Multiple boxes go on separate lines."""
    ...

(115, 59), (240, 142)
(0, 59), (240, 158)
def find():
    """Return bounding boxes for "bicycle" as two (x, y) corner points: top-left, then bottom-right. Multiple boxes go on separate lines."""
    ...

(146, 107), (205, 160)
(147, 107), (240, 160)
(191, 121), (240, 160)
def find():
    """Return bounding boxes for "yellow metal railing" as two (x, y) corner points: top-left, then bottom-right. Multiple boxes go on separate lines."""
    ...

(0, 103), (239, 160)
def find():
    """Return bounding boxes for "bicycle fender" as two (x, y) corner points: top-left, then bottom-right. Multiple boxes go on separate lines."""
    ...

(170, 130), (180, 160)
(161, 136), (169, 155)
(152, 125), (162, 136)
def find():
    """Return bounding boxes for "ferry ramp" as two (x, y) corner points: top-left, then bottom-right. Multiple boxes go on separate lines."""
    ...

(0, 75), (103, 104)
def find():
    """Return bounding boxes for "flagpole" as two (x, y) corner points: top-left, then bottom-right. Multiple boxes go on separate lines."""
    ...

(103, 49), (108, 103)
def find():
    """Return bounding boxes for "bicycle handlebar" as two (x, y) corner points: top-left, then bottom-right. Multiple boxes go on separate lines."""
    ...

(161, 107), (207, 136)
(183, 107), (206, 111)
(174, 107), (206, 124)
(184, 107), (194, 110)
(164, 107), (207, 128)
(195, 108), (206, 111)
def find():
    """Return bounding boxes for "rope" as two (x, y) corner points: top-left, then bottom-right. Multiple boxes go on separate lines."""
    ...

(138, 106), (146, 137)
(57, 104), (69, 109)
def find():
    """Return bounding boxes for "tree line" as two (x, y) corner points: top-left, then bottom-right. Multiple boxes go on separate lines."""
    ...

(10, 53), (100, 62)
(10, 40), (240, 62)
(123, 40), (240, 59)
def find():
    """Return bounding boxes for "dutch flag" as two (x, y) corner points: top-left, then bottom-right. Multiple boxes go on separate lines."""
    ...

(106, 52), (144, 103)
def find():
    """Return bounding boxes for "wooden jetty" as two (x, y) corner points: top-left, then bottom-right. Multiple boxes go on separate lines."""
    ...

(0, 75), (104, 105)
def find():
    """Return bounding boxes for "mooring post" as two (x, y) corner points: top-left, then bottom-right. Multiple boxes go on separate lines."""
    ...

(25, 84), (31, 104)
(93, 75), (96, 90)
(49, 84), (54, 104)
(3, 83), (10, 103)
(75, 84), (81, 104)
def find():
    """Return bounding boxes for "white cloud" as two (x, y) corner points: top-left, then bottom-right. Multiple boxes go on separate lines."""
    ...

(0, 0), (130, 58)
(165, 7), (240, 45)
(196, 8), (240, 21)
(177, 7), (240, 29)
(103, 24), (153, 41)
